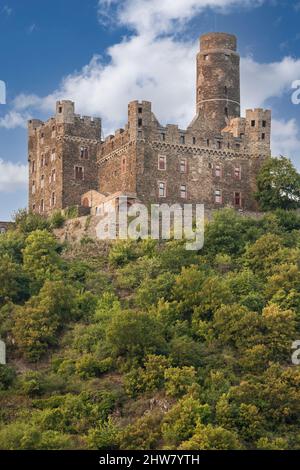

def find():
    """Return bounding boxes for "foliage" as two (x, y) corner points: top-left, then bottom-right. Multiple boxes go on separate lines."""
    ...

(0, 207), (300, 450)
(255, 157), (300, 210)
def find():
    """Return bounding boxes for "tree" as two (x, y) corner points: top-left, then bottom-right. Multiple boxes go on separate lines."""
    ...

(106, 310), (166, 364)
(179, 423), (242, 450)
(256, 157), (300, 210)
(23, 230), (62, 291)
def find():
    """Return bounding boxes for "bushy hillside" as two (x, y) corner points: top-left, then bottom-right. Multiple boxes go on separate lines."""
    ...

(1, 209), (300, 450)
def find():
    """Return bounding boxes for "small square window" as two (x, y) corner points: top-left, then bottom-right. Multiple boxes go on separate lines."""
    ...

(138, 107), (143, 114)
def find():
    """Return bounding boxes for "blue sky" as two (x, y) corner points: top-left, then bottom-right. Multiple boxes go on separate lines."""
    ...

(1, 0), (300, 220)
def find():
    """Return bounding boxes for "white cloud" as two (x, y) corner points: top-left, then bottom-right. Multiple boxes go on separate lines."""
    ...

(272, 119), (300, 167)
(0, 159), (28, 192)
(2, 5), (12, 16)
(98, 0), (264, 35)
(0, 111), (29, 129)
(241, 56), (300, 111)
(3, 0), (300, 164)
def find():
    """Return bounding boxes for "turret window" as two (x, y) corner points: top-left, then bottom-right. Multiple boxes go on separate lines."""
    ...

(262, 133), (266, 140)
(251, 120), (256, 127)
(262, 120), (267, 128)
(215, 165), (221, 177)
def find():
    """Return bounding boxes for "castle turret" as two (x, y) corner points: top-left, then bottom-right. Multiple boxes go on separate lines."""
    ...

(196, 32), (240, 134)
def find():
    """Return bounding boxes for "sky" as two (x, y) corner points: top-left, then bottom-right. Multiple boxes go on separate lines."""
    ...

(1, 0), (300, 220)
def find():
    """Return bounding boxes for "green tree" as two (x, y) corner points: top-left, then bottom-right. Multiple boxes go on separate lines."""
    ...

(255, 157), (300, 210)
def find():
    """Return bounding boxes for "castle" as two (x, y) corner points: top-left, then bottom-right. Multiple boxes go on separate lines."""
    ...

(28, 33), (271, 216)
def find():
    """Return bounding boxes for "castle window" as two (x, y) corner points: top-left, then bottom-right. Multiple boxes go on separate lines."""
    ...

(225, 107), (228, 118)
(240, 133), (244, 139)
(51, 192), (56, 207)
(121, 157), (127, 173)
(215, 165), (221, 177)
(51, 169), (56, 183)
(58, 106), (62, 114)
(40, 199), (44, 213)
(138, 118), (143, 127)
(180, 158), (187, 174)
(32, 204), (36, 211)
(215, 190), (222, 204)
(40, 155), (45, 167)
(217, 141), (222, 149)
(40, 132), (44, 143)
(262, 133), (266, 140)
(204, 54), (209, 61)
(75, 166), (84, 181)
(80, 147), (89, 159)
(193, 137), (196, 145)
(234, 167), (241, 180)
(180, 135), (185, 145)
(41, 175), (44, 189)
(207, 139), (210, 147)
(138, 107), (143, 114)
(160, 133), (166, 142)
(236, 143), (240, 149)
(158, 181), (166, 198)
(251, 120), (256, 127)
(180, 184), (187, 199)
(51, 150), (56, 162)
(234, 192), (241, 207)
(224, 86), (228, 95)
(262, 120), (267, 128)
(138, 130), (143, 139)
(32, 182), (36, 195)
(158, 155), (166, 170)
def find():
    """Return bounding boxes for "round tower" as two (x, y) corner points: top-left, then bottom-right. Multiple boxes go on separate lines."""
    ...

(196, 32), (240, 133)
